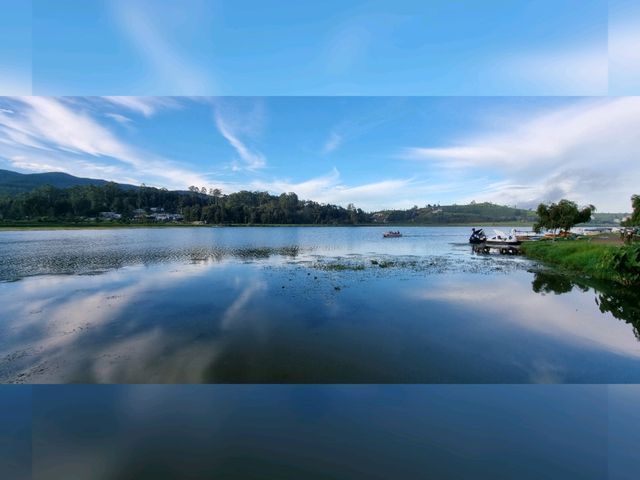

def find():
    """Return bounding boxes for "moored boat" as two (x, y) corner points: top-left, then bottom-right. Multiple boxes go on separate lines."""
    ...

(484, 229), (521, 247)
(469, 228), (487, 244)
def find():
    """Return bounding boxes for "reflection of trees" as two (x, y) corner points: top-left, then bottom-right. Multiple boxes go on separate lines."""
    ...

(531, 270), (640, 341)
(531, 271), (583, 295)
(595, 289), (640, 341)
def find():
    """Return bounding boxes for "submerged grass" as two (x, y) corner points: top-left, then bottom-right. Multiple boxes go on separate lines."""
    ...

(522, 239), (640, 286)
(315, 263), (366, 271)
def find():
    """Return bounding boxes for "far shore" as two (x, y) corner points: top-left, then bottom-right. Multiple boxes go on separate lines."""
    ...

(0, 221), (537, 231)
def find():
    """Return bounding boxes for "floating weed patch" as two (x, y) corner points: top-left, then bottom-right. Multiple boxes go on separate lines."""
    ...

(314, 262), (366, 271)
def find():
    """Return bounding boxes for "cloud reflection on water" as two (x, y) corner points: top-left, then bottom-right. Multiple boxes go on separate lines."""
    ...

(2, 237), (640, 383)
(412, 273), (640, 361)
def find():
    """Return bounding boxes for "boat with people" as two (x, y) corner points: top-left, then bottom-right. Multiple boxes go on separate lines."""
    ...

(383, 231), (402, 238)
(469, 228), (487, 244)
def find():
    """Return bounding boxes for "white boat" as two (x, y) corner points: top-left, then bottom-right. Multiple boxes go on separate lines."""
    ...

(484, 229), (521, 247)
(383, 231), (402, 238)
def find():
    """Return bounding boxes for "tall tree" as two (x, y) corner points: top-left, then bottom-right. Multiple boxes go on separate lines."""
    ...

(534, 199), (595, 234)
(623, 194), (640, 226)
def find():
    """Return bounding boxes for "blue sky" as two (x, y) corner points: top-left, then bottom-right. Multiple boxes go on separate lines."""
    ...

(26, 0), (609, 95)
(0, 0), (31, 94)
(0, 96), (638, 212)
(609, 0), (640, 94)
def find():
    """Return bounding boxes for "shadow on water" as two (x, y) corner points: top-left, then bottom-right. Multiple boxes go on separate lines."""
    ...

(530, 270), (640, 340)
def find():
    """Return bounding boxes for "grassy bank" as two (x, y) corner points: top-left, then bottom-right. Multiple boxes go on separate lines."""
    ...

(521, 239), (640, 286)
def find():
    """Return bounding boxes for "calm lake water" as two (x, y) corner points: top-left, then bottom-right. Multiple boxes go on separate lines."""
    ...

(1, 226), (639, 383)
(4, 384), (639, 479)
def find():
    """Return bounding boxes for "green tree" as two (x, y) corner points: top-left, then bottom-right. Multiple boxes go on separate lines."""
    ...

(622, 194), (640, 226)
(534, 199), (595, 234)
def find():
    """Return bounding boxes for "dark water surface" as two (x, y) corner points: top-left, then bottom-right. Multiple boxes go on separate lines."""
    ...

(1, 226), (639, 383)
(30, 385), (613, 480)
(4, 384), (638, 479)
(0, 385), (31, 480)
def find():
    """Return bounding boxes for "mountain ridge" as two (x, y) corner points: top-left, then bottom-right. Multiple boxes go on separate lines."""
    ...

(0, 168), (625, 223)
(0, 168), (138, 196)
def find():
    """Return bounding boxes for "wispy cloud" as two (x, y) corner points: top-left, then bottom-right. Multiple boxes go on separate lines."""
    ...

(0, 97), (208, 189)
(322, 132), (343, 154)
(321, 98), (408, 154)
(109, 0), (216, 94)
(213, 100), (266, 171)
(403, 97), (640, 210)
(104, 112), (133, 125)
(102, 96), (181, 117)
(215, 115), (266, 171)
(248, 168), (437, 211)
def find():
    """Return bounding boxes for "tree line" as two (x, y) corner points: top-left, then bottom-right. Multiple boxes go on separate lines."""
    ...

(0, 183), (369, 225)
(1, 182), (638, 228)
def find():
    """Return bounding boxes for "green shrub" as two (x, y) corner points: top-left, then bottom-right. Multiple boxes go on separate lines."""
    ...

(603, 244), (640, 285)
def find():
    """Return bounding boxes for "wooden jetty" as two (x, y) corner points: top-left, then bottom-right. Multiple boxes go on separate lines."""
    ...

(472, 243), (522, 255)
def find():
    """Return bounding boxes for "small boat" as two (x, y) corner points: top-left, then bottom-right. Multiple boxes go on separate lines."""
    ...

(485, 229), (521, 247)
(383, 231), (402, 238)
(469, 228), (487, 244)
(543, 230), (573, 239)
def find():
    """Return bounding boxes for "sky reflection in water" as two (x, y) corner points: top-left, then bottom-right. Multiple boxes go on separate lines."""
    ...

(1, 227), (639, 383)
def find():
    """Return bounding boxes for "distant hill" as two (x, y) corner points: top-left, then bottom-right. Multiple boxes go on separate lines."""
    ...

(585, 212), (630, 226)
(0, 169), (627, 225)
(0, 169), (137, 196)
(371, 202), (538, 225)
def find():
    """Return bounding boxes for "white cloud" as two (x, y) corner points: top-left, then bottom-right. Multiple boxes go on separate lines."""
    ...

(104, 112), (133, 124)
(213, 101), (266, 170)
(102, 96), (180, 117)
(247, 168), (437, 211)
(0, 97), (208, 189)
(404, 97), (640, 211)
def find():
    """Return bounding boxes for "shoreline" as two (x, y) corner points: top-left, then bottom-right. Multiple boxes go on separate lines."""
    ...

(521, 239), (638, 286)
(1, 222), (535, 231)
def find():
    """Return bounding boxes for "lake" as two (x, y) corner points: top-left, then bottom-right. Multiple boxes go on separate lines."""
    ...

(1, 226), (639, 383)
(17, 384), (637, 480)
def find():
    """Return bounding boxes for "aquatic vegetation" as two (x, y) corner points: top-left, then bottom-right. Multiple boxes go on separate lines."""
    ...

(314, 262), (366, 271)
